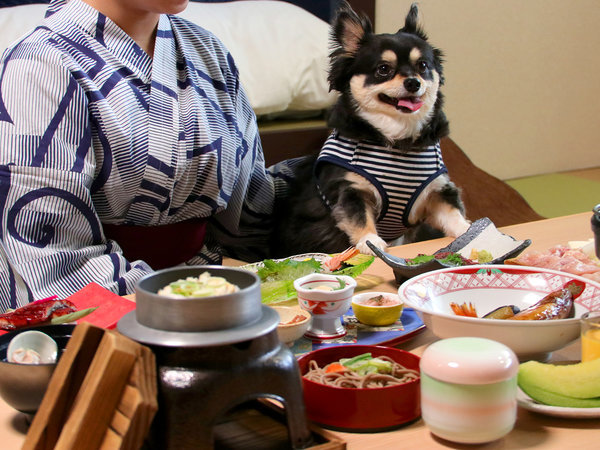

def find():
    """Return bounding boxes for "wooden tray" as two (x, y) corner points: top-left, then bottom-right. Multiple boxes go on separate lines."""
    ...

(214, 400), (346, 449)
(22, 323), (157, 450)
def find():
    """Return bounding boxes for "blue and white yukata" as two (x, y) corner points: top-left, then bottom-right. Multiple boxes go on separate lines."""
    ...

(0, 0), (291, 309)
(315, 132), (448, 241)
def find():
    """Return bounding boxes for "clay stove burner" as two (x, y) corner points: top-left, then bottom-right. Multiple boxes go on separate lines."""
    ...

(117, 266), (312, 449)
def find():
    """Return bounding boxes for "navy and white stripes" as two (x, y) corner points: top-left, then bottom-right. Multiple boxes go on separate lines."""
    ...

(0, 0), (282, 308)
(316, 133), (447, 241)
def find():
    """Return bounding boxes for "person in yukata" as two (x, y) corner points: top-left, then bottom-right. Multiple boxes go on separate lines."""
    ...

(0, 0), (294, 310)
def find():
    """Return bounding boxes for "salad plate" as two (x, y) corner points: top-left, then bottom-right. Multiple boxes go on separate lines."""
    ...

(241, 251), (374, 305)
(241, 253), (329, 272)
(517, 387), (600, 419)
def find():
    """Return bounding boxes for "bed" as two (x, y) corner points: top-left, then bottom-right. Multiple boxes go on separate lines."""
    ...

(0, 0), (542, 227)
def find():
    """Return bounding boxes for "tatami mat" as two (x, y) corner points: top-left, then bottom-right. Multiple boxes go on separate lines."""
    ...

(506, 168), (600, 218)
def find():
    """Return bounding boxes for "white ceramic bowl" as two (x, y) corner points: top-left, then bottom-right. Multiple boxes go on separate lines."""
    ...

(271, 306), (311, 346)
(294, 273), (357, 339)
(398, 265), (600, 361)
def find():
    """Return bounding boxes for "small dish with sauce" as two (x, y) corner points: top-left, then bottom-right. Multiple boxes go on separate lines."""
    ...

(271, 306), (311, 346)
(352, 292), (404, 326)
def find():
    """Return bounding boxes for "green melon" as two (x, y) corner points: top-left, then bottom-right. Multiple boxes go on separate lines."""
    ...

(518, 358), (600, 400)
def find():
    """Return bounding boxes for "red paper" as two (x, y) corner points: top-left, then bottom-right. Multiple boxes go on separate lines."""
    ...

(69, 282), (136, 329)
(0, 283), (135, 335)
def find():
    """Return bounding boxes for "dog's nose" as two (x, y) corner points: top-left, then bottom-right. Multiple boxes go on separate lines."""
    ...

(404, 78), (421, 93)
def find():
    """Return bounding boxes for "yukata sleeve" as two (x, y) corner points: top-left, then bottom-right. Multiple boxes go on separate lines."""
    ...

(207, 61), (278, 263)
(0, 44), (151, 308)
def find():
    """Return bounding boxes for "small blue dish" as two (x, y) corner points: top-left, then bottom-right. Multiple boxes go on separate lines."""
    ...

(367, 217), (531, 284)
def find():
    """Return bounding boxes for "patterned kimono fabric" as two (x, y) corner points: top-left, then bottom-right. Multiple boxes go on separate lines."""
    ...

(0, 0), (284, 309)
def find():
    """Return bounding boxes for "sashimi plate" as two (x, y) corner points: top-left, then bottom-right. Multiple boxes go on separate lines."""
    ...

(241, 252), (374, 305)
(517, 387), (600, 419)
(241, 253), (328, 272)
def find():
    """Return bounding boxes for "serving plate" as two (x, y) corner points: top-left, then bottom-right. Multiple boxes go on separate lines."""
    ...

(241, 252), (374, 305)
(241, 253), (329, 272)
(517, 387), (600, 419)
(290, 306), (425, 356)
(368, 217), (531, 284)
(398, 265), (600, 361)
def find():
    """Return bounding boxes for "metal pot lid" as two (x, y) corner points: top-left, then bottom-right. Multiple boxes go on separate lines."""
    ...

(117, 305), (279, 347)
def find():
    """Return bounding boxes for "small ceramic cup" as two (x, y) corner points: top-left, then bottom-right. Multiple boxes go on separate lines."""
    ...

(294, 273), (356, 339)
(420, 337), (519, 444)
(351, 291), (404, 326)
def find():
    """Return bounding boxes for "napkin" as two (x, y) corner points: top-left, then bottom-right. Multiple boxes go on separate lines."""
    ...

(69, 282), (136, 329)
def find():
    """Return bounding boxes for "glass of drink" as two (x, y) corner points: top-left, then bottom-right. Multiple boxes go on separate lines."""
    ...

(581, 310), (600, 362)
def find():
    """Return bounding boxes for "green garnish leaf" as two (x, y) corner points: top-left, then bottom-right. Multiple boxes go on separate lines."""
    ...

(50, 307), (98, 324)
(257, 258), (322, 282)
(406, 254), (435, 265)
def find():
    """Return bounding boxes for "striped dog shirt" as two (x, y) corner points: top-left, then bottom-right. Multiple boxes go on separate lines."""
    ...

(315, 132), (448, 241)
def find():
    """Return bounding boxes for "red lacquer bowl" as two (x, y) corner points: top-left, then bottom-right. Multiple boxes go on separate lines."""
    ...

(297, 345), (421, 431)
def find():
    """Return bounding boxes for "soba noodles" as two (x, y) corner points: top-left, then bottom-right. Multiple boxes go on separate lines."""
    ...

(304, 355), (419, 389)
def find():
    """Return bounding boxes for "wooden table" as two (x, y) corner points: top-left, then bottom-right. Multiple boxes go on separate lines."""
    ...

(1, 213), (598, 449)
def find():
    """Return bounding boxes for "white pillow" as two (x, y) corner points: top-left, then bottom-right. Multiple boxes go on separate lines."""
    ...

(180, 1), (337, 116)
(0, 4), (47, 55)
(0, 1), (337, 117)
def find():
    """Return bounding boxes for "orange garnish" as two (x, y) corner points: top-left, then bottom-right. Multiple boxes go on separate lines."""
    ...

(450, 302), (478, 317)
(324, 247), (360, 272)
(325, 362), (346, 373)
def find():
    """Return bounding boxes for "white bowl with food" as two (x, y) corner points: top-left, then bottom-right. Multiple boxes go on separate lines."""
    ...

(271, 306), (311, 346)
(294, 273), (357, 339)
(0, 324), (75, 415)
(398, 265), (600, 361)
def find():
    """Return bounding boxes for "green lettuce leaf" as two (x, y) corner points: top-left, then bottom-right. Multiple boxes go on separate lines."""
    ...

(257, 258), (322, 282)
(252, 253), (374, 304)
(332, 254), (374, 277)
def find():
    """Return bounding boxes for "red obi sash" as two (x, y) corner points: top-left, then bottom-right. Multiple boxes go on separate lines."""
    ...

(103, 219), (208, 270)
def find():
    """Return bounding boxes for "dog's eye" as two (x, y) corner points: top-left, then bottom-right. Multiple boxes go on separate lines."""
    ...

(417, 60), (429, 74)
(376, 63), (393, 78)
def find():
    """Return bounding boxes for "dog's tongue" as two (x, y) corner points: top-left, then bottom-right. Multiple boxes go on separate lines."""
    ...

(398, 98), (423, 112)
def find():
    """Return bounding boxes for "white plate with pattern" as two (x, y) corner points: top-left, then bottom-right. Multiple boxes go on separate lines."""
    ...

(517, 387), (600, 419)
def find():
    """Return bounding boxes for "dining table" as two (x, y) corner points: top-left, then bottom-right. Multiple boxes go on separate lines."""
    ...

(1, 212), (598, 449)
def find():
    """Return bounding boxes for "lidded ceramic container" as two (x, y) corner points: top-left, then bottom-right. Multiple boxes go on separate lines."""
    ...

(420, 337), (519, 444)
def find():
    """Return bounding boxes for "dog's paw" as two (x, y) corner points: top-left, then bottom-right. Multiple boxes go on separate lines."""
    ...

(356, 233), (387, 255)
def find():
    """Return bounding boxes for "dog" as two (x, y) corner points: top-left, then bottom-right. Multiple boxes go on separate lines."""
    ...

(271, 2), (470, 257)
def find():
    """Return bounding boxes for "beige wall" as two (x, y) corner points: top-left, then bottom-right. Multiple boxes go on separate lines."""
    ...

(376, 0), (600, 180)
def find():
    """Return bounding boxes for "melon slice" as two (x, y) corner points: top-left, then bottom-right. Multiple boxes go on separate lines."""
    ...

(518, 358), (600, 400)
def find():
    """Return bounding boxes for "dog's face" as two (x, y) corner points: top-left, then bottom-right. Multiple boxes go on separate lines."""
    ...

(329, 3), (444, 143)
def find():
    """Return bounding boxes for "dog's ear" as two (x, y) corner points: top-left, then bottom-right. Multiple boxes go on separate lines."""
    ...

(398, 3), (428, 41)
(331, 0), (373, 57)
